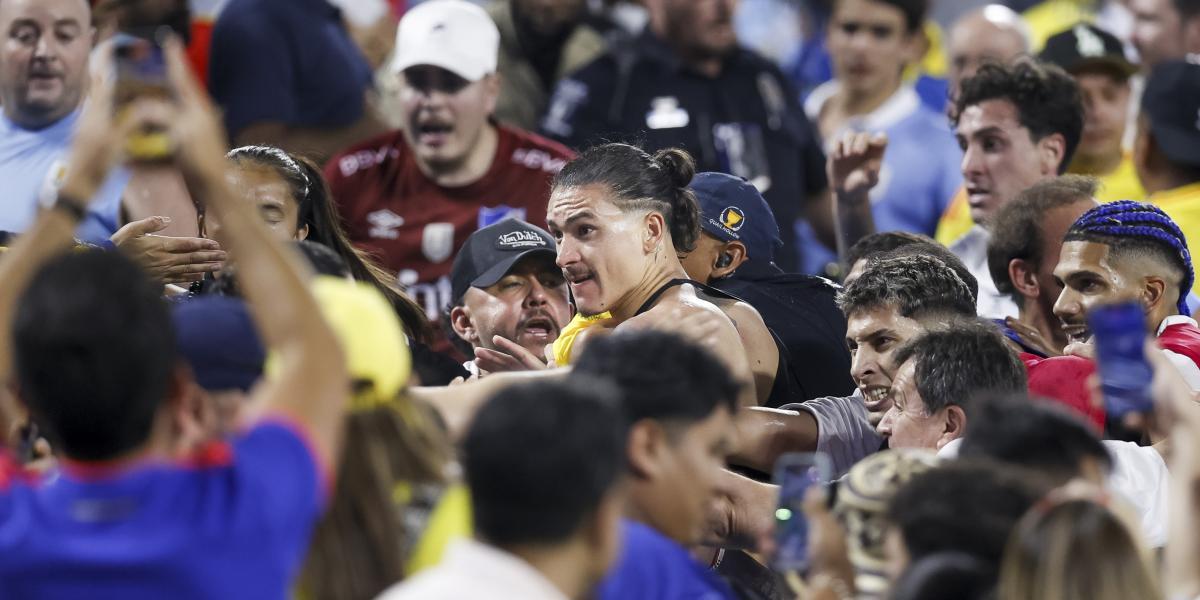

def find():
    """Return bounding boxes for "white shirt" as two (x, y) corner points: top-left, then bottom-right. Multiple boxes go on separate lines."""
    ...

(949, 226), (1019, 320)
(938, 437), (1169, 548)
(375, 539), (568, 600)
(1105, 440), (1169, 548)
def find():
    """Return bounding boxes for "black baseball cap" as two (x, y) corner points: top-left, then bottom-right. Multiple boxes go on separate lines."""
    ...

(1142, 59), (1200, 169)
(1039, 23), (1136, 78)
(449, 218), (557, 304)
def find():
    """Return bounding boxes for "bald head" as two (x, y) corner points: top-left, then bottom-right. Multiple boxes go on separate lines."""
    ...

(948, 4), (1030, 97)
(0, 0), (95, 129)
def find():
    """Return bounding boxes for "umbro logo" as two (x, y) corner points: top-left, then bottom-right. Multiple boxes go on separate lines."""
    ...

(368, 209), (405, 240)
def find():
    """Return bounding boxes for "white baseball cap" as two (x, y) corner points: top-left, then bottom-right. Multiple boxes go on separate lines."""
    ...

(390, 0), (500, 82)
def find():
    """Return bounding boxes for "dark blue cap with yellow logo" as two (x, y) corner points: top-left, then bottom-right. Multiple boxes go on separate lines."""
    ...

(690, 172), (783, 264)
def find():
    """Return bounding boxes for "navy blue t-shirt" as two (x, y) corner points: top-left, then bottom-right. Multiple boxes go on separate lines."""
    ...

(0, 421), (326, 599)
(208, 0), (373, 138)
(598, 520), (736, 600)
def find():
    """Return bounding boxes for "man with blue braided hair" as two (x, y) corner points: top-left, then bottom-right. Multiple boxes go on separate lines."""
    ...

(1053, 199), (1200, 390)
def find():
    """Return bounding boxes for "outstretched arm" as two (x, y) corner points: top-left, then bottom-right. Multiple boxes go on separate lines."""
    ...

(162, 39), (348, 469)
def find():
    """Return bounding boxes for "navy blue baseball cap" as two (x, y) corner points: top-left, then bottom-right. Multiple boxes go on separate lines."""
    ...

(1142, 59), (1200, 169)
(171, 296), (266, 393)
(690, 172), (783, 264)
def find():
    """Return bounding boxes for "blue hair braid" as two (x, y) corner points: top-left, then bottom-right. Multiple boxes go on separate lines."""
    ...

(1067, 200), (1193, 315)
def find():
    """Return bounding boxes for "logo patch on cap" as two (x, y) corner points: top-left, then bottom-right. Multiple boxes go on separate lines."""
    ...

(496, 230), (548, 250)
(721, 207), (746, 232)
(1075, 24), (1104, 57)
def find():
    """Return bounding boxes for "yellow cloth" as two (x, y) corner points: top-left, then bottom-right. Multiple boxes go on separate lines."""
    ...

(1070, 151), (1146, 203)
(1151, 182), (1200, 296)
(1022, 0), (1096, 51)
(403, 483), (472, 576)
(935, 186), (973, 246)
(551, 312), (611, 366)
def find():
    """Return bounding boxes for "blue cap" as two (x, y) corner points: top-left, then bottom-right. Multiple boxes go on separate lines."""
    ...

(689, 172), (783, 263)
(171, 296), (266, 393)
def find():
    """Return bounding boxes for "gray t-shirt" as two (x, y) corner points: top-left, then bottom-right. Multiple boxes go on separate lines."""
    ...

(781, 390), (882, 478)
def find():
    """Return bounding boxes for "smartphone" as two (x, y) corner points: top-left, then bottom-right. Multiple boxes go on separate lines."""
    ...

(1088, 301), (1154, 417)
(771, 452), (833, 572)
(112, 29), (172, 161)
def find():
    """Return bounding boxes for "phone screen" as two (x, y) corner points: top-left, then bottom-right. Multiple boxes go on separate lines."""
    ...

(772, 452), (831, 572)
(1088, 301), (1154, 417)
(112, 30), (172, 161)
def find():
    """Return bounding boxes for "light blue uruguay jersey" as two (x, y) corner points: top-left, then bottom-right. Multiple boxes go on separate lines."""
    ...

(795, 83), (962, 275)
(0, 108), (127, 243)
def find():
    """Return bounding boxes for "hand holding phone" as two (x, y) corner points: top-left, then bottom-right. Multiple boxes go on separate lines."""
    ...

(1088, 300), (1154, 417)
(771, 452), (833, 572)
(112, 28), (173, 162)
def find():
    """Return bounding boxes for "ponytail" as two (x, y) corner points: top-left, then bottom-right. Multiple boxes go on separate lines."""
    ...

(228, 147), (434, 342)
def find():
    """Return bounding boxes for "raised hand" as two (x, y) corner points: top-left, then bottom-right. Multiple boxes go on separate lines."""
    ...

(828, 131), (887, 198)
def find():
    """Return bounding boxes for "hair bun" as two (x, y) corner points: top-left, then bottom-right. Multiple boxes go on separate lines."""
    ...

(652, 148), (696, 190)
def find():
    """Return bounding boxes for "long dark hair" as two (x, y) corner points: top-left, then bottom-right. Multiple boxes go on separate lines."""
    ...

(226, 146), (433, 342)
(551, 143), (701, 253)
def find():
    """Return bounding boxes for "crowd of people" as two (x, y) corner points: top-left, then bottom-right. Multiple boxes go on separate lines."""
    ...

(1, 0), (1200, 598)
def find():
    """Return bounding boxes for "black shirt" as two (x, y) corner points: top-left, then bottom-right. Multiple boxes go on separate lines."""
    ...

(540, 30), (828, 272)
(712, 261), (854, 403)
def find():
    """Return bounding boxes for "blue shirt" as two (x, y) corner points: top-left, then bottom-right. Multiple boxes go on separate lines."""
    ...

(209, 0), (373, 138)
(0, 110), (126, 243)
(0, 421), (325, 600)
(796, 84), (962, 274)
(597, 520), (736, 600)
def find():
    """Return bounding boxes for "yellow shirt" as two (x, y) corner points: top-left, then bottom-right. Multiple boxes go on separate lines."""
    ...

(550, 312), (612, 366)
(1070, 152), (1146, 203)
(1151, 182), (1200, 296)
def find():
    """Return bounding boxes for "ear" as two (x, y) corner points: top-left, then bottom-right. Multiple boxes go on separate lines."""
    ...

(643, 212), (667, 254)
(450, 305), (480, 345)
(166, 363), (211, 456)
(1007, 258), (1040, 301)
(937, 405), (967, 450)
(1142, 275), (1168, 313)
(1038, 133), (1067, 175)
(626, 420), (667, 480)
(483, 73), (501, 116)
(713, 241), (748, 279)
(295, 224), (310, 241)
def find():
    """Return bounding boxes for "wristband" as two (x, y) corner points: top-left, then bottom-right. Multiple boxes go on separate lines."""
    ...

(52, 192), (88, 222)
